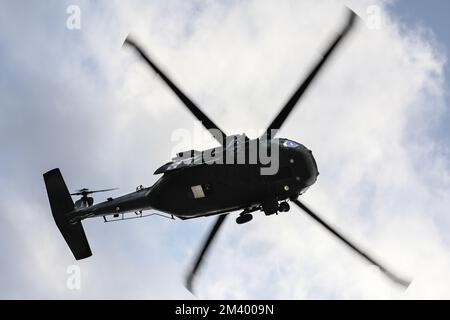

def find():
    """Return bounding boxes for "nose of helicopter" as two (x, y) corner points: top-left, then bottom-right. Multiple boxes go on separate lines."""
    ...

(293, 144), (319, 187)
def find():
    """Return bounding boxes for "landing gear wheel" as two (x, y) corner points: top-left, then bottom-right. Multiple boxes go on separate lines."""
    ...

(236, 214), (253, 225)
(279, 202), (290, 212)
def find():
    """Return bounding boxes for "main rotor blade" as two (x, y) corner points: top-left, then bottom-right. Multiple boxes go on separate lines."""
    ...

(124, 37), (227, 145)
(292, 199), (411, 288)
(185, 214), (228, 293)
(263, 9), (357, 139)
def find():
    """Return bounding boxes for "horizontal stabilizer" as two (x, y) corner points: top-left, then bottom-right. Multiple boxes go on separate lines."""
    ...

(43, 168), (92, 260)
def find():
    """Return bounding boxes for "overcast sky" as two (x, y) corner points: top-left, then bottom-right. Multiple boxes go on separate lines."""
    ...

(1, 0), (450, 299)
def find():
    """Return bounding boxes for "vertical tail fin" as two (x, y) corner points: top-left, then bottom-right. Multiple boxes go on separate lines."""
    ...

(43, 168), (92, 260)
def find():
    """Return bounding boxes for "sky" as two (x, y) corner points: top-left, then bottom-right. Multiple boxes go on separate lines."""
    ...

(0, 0), (449, 299)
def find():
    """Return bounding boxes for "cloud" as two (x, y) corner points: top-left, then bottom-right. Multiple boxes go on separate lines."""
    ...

(0, 0), (449, 299)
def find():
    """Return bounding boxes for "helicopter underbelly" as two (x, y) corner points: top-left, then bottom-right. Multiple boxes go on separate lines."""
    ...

(148, 164), (267, 217)
(148, 163), (311, 217)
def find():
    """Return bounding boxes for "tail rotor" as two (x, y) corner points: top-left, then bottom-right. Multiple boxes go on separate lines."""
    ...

(71, 188), (118, 208)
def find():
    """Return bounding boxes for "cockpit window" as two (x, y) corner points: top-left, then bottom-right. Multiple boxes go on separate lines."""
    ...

(283, 140), (301, 148)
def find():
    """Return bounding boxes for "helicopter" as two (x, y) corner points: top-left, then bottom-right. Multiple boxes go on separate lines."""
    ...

(43, 9), (410, 293)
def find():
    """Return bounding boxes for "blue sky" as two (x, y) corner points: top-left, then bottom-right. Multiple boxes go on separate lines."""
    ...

(390, 0), (450, 144)
(0, 0), (450, 299)
(392, 0), (450, 50)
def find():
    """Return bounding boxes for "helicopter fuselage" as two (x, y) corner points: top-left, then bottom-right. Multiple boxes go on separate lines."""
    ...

(75, 138), (319, 221)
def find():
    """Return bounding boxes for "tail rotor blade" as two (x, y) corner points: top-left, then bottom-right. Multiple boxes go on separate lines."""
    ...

(87, 188), (119, 194)
(263, 9), (357, 140)
(185, 214), (228, 293)
(292, 199), (411, 288)
(70, 188), (118, 196)
(124, 37), (227, 145)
